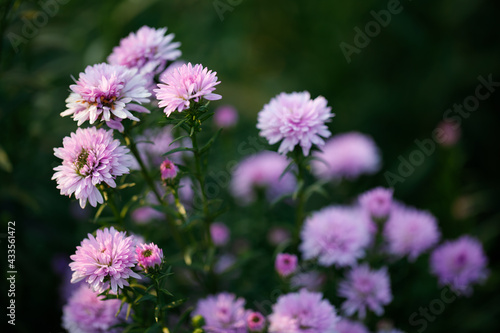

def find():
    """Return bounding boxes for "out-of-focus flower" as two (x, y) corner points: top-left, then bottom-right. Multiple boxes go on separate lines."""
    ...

(159, 61), (186, 82)
(214, 105), (239, 128)
(108, 26), (181, 81)
(290, 271), (327, 292)
(311, 132), (380, 180)
(210, 222), (230, 246)
(62, 63), (150, 132)
(247, 312), (266, 332)
(268, 289), (339, 333)
(274, 253), (298, 277)
(383, 203), (440, 261)
(300, 206), (371, 267)
(155, 62), (221, 116)
(214, 254), (237, 274)
(257, 91), (334, 156)
(435, 120), (461, 147)
(336, 319), (370, 333)
(192, 292), (248, 333)
(267, 227), (292, 246)
(338, 264), (392, 319)
(358, 187), (394, 220)
(131, 206), (165, 224)
(275, 253), (298, 277)
(136, 242), (163, 271)
(430, 236), (488, 294)
(160, 158), (178, 180)
(52, 127), (132, 208)
(62, 284), (127, 333)
(69, 227), (141, 293)
(230, 151), (296, 205)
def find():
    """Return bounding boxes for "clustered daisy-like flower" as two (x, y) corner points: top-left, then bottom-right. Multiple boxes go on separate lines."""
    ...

(192, 292), (248, 333)
(383, 203), (440, 261)
(69, 227), (141, 293)
(62, 284), (127, 333)
(300, 206), (371, 267)
(52, 127), (133, 208)
(155, 62), (221, 116)
(257, 91), (334, 156)
(338, 264), (392, 319)
(108, 26), (181, 80)
(135, 242), (163, 271)
(230, 151), (296, 205)
(311, 132), (380, 180)
(430, 236), (488, 294)
(62, 63), (151, 132)
(268, 289), (339, 333)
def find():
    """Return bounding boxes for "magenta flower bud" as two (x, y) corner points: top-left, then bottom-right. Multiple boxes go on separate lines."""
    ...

(275, 253), (298, 277)
(210, 222), (230, 246)
(247, 311), (266, 332)
(136, 242), (163, 271)
(160, 158), (178, 180)
(214, 105), (239, 128)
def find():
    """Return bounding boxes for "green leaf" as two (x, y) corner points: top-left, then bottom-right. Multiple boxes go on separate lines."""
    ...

(304, 179), (330, 201)
(163, 147), (195, 156)
(159, 288), (173, 296)
(292, 179), (304, 200)
(93, 203), (107, 223)
(279, 160), (296, 180)
(199, 128), (223, 154)
(162, 298), (187, 310)
(135, 293), (157, 304)
(169, 135), (191, 146)
(270, 192), (293, 207)
(172, 118), (188, 131)
(198, 111), (215, 122)
(172, 307), (194, 333)
(0, 145), (12, 172)
(145, 323), (163, 333)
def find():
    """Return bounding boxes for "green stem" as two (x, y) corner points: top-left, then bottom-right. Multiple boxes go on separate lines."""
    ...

(294, 149), (307, 241)
(123, 132), (186, 251)
(106, 191), (123, 225)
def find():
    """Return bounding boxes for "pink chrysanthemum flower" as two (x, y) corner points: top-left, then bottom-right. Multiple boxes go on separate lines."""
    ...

(257, 91), (334, 156)
(108, 26), (181, 79)
(430, 236), (488, 294)
(275, 253), (298, 277)
(383, 203), (440, 261)
(230, 151), (296, 205)
(336, 319), (370, 333)
(210, 222), (230, 246)
(62, 284), (127, 333)
(136, 242), (163, 271)
(155, 62), (221, 116)
(62, 63), (151, 132)
(247, 312), (266, 332)
(52, 127), (132, 208)
(338, 264), (392, 319)
(192, 292), (248, 333)
(268, 289), (339, 333)
(69, 227), (141, 294)
(358, 187), (394, 220)
(312, 132), (380, 180)
(160, 158), (178, 180)
(300, 206), (371, 267)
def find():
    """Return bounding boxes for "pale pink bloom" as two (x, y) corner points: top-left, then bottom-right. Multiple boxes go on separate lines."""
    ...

(52, 127), (132, 208)
(69, 227), (141, 293)
(257, 91), (334, 156)
(210, 222), (230, 246)
(312, 132), (380, 180)
(62, 63), (150, 132)
(247, 312), (266, 332)
(155, 62), (221, 116)
(108, 26), (181, 79)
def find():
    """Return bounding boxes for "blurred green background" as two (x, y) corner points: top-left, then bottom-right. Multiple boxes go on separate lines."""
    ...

(1, 0), (499, 332)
